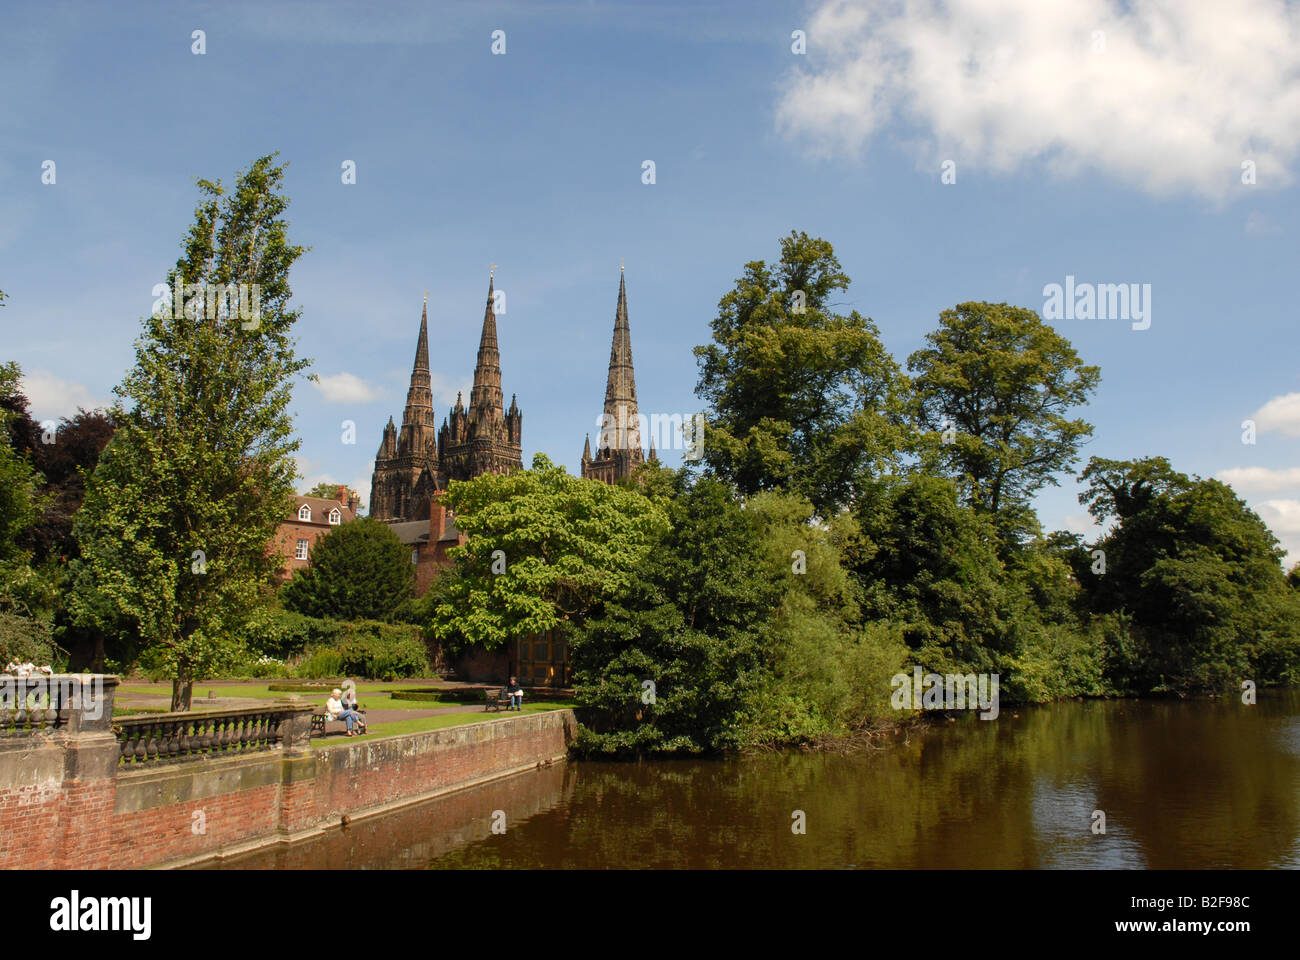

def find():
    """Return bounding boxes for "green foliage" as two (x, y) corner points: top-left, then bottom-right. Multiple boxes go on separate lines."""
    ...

(280, 517), (413, 621)
(242, 607), (342, 660)
(908, 302), (1100, 540)
(852, 475), (1010, 674)
(68, 155), (309, 704)
(1078, 456), (1300, 691)
(297, 647), (345, 680)
(694, 231), (907, 515)
(333, 620), (431, 679)
(572, 477), (781, 756)
(424, 453), (668, 650)
(0, 362), (45, 566)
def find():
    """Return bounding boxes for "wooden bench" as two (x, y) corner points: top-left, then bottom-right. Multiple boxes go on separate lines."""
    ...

(483, 687), (512, 712)
(311, 710), (367, 737)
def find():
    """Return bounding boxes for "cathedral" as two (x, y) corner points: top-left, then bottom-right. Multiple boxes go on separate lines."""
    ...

(369, 275), (523, 523)
(369, 268), (651, 526)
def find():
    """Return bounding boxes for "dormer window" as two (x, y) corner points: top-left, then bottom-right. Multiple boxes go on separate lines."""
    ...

(298, 504), (311, 521)
(328, 508), (342, 525)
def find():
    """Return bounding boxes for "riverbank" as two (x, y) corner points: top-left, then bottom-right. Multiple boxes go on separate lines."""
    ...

(0, 675), (578, 869)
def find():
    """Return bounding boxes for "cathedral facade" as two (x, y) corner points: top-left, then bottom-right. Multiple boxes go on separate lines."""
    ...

(369, 276), (523, 523)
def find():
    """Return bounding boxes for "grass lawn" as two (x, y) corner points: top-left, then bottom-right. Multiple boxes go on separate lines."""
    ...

(311, 701), (573, 748)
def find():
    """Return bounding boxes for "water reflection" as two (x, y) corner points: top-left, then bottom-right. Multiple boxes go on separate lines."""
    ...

(202, 690), (1300, 869)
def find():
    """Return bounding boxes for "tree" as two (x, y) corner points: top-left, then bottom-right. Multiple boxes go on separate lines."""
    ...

(1079, 456), (1300, 690)
(694, 231), (907, 515)
(571, 476), (781, 755)
(908, 302), (1100, 541)
(423, 454), (668, 652)
(0, 362), (43, 566)
(70, 155), (309, 709)
(303, 481), (358, 504)
(850, 474), (1010, 674)
(281, 517), (413, 621)
(0, 359), (58, 666)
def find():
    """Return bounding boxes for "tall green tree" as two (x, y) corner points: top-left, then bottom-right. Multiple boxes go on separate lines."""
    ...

(571, 476), (781, 756)
(423, 454), (668, 652)
(281, 517), (413, 621)
(694, 231), (907, 515)
(908, 302), (1100, 541)
(70, 155), (309, 709)
(1079, 456), (1300, 690)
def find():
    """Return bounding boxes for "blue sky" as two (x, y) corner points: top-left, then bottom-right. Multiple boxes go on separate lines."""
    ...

(2, 0), (1298, 563)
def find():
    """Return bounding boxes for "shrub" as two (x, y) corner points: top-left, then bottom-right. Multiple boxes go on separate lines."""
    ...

(297, 647), (344, 679)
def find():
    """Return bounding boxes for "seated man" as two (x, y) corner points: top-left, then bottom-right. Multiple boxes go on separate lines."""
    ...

(325, 688), (365, 737)
(505, 676), (524, 711)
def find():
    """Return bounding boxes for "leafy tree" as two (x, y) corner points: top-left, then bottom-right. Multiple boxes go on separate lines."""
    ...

(908, 302), (1100, 540)
(1, 399), (115, 565)
(694, 231), (907, 515)
(851, 474), (1010, 674)
(423, 454), (667, 652)
(1079, 456), (1300, 690)
(0, 358), (59, 666)
(571, 476), (780, 755)
(70, 155), (309, 709)
(303, 481), (358, 503)
(0, 361), (43, 566)
(281, 517), (413, 621)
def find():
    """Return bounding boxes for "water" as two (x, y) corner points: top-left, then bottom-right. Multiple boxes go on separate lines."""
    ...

(205, 689), (1300, 869)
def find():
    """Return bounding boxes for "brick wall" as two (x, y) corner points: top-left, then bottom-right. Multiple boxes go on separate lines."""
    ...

(0, 695), (576, 869)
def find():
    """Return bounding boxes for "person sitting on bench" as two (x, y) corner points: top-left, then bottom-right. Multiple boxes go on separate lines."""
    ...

(505, 676), (524, 711)
(326, 688), (365, 736)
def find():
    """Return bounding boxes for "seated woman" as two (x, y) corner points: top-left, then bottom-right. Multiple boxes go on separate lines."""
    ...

(325, 688), (366, 736)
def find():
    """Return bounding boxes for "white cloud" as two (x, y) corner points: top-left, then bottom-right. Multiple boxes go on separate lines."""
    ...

(1249, 392), (1300, 437)
(1060, 512), (1103, 538)
(1217, 466), (1300, 495)
(776, 0), (1300, 198)
(18, 370), (108, 421)
(311, 372), (379, 405)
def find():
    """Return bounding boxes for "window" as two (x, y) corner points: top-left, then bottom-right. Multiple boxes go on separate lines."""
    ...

(297, 504), (311, 521)
(411, 549), (419, 565)
(328, 508), (342, 525)
(295, 539), (309, 560)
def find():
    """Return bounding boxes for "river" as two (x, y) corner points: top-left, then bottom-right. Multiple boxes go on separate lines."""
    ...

(202, 689), (1300, 869)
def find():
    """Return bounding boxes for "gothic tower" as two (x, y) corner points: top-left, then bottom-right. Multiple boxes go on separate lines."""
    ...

(370, 299), (441, 521)
(439, 274), (524, 481)
(582, 269), (646, 484)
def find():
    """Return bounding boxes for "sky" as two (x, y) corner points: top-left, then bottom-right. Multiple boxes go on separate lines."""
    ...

(2, 0), (1298, 564)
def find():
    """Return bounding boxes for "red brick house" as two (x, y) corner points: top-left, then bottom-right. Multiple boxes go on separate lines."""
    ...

(270, 486), (359, 580)
(387, 496), (465, 596)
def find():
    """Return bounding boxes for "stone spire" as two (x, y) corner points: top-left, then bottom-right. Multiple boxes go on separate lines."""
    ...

(397, 299), (437, 457)
(403, 301), (435, 427)
(601, 270), (641, 454)
(468, 274), (504, 429)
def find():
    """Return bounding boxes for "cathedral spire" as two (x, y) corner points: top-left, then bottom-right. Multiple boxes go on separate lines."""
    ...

(469, 273), (504, 424)
(401, 299), (435, 430)
(601, 269), (641, 454)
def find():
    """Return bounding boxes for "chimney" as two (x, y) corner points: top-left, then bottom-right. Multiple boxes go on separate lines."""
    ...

(430, 494), (447, 539)
(336, 484), (346, 503)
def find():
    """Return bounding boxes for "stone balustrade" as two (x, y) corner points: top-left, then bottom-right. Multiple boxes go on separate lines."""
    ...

(0, 674), (113, 735)
(114, 702), (314, 766)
